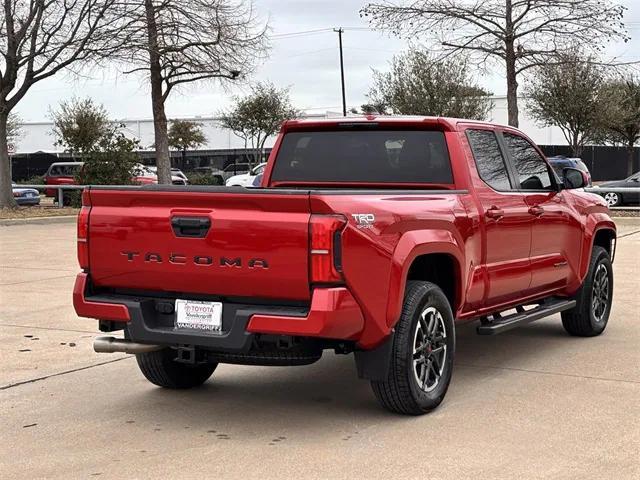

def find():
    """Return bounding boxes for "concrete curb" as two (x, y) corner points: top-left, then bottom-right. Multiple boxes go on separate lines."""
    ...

(0, 215), (77, 227)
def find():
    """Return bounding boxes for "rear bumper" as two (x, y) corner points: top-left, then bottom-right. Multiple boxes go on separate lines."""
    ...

(73, 273), (365, 349)
(15, 197), (40, 205)
(73, 273), (131, 322)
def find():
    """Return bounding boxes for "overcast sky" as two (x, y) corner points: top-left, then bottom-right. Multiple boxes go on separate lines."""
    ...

(15, 0), (640, 122)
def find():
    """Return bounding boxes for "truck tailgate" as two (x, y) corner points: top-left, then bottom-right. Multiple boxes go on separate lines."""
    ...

(86, 187), (311, 301)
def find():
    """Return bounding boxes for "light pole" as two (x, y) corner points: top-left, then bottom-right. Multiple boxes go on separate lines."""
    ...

(334, 27), (347, 116)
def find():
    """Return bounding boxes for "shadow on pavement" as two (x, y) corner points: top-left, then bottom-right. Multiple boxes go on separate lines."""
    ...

(100, 317), (578, 434)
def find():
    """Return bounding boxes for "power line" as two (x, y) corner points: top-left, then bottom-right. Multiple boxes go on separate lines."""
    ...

(271, 26), (379, 40)
(272, 28), (333, 39)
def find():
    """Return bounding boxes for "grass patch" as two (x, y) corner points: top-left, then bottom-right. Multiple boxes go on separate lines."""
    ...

(0, 196), (79, 219)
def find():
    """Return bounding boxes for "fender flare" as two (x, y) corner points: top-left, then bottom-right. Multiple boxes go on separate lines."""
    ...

(385, 229), (465, 328)
(580, 215), (617, 281)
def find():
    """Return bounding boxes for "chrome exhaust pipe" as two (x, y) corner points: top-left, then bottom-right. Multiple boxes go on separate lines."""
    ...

(94, 336), (164, 354)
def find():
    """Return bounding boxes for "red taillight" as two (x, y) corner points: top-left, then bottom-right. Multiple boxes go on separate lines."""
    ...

(77, 190), (91, 270)
(309, 214), (347, 284)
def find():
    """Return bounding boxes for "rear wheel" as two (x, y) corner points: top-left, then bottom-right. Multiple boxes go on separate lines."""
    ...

(561, 246), (613, 337)
(136, 348), (217, 389)
(371, 281), (455, 415)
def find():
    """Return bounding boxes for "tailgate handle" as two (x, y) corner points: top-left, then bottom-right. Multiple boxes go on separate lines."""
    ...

(171, 216), (211, 238)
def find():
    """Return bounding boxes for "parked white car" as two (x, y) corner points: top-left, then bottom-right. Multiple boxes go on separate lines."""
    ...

(225, 163), (267, 187)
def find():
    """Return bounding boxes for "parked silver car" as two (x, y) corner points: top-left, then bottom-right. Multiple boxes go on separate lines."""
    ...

(12, 184), (41, 206)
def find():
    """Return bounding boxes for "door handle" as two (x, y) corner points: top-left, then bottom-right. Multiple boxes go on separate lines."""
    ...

(528, 206), (544, 216)
(171, 216), (211, 238)
(486, 207), (504, 219)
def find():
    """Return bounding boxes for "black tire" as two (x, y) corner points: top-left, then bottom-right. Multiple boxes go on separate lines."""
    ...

(136, 348), (217, 389)
(561, 246), (613, 337)
(371, 281), (455, 415)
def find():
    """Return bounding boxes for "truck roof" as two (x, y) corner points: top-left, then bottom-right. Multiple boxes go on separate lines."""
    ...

(281, 115), (506, 132)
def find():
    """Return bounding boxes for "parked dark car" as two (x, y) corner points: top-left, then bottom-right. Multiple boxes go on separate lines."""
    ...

(12, 184), (41, 206)
(595, 172), (640, 207)
(547, 156), (592, 186)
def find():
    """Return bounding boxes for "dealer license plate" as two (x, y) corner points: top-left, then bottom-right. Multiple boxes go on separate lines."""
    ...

(175, 299), (222, 332)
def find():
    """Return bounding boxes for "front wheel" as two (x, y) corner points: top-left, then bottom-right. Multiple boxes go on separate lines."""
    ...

(561, 246), (613, 337)
(136, 348), (217, 389)
(371, 281), (455, 415)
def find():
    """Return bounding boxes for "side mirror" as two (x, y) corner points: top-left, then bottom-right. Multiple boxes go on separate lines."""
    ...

(563, 167), (587, 189)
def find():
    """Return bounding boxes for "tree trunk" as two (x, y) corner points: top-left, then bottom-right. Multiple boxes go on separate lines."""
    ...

(0, 111), (17, 208)
(572, 131), (581, 157)
(145, 0), (171, 185)
(628, 142), (635, 177)
(504, 0), (519, 128)
(505, 51), (519, 128)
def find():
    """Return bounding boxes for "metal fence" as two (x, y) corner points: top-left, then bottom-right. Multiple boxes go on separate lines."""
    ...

(18, 184), (87, 207)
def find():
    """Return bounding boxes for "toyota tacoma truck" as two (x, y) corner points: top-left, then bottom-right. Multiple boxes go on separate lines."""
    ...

(73, 116), (616, 415)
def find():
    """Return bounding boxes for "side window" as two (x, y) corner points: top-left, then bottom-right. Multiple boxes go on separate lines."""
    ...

(503, 133), (554, 190)
(466, 129), (512, 191)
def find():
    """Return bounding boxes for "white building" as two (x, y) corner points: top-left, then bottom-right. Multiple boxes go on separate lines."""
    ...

(12, 96), (566, 154)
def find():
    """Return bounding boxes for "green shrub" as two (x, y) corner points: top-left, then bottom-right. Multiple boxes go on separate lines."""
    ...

(17, 175), (45, 185)
(187, 172), (222, 185)
(77, 128), (139, 186)
(66, 190), (82, 208)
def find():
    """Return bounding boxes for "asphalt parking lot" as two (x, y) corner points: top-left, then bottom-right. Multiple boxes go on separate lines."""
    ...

(1, 218), (639, 479)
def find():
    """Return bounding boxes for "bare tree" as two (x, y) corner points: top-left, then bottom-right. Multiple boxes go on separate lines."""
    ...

(114, 0), (268, 184)
(0, 0), (118, 208)
(361, 0), (628, 128)
(526, 50), (609, 157)
(367, 49), (492, 120)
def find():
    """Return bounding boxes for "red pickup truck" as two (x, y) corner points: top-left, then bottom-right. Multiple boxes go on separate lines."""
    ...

(73, 117), (616, 415)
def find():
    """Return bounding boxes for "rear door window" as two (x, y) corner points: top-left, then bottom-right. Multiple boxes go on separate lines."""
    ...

(270, 130), (453, 185)
(466, 129), (512, 191)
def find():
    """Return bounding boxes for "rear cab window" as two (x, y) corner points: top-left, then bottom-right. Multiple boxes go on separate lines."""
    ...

(270, 129), (454, 186)
(466, 129), (512, 191)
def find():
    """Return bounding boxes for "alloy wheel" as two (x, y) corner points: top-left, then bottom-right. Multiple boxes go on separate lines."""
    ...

(591, 263), (610, 323)
(412, 306), (448, 392)
(604, 192), (619, 207)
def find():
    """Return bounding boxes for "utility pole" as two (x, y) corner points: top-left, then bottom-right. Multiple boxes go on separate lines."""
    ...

(334, 28), (347, 117)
